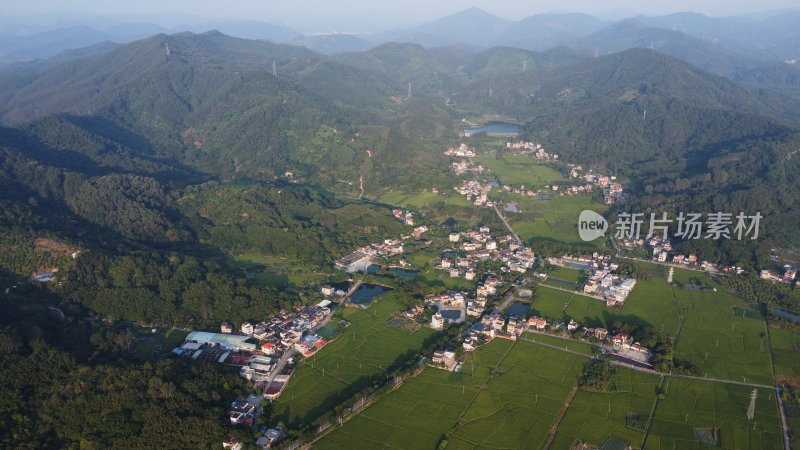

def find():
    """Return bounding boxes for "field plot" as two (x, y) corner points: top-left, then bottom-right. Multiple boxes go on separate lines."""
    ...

(543, 266), (583, 290)
(551, 368), (660, 449)
(671, 279), (773, 385)
(647, 378), (783, 450)
(532, 287), (575, 322)
(378, 190), (472, 209)
(271, 298), (435, 428)
(510, 195), (609, 247)
(523, 331), (595, 356)
(449, 340), (585, 449)
(316, 369), (480, 450)
(561, 293), (613, 329)
(474, 154), (566, 186)
(316, 339), (515, 450)
(620, 267), (682, 334)
(769, 327), (800, 380)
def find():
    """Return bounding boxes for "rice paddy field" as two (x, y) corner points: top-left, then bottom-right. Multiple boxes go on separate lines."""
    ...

(271, 297), (435, 428)
(769, 327), (800, 380)
(447, 340), (585, 449)
(646, 378), (784, 450)
(531, 287), (576, 321)
(315, 369), (480, 450)
(507, 194), (609, 247)
(550, 368), (661, 449)
(669, 270), (774, 385)
(474, 154), (567, 187)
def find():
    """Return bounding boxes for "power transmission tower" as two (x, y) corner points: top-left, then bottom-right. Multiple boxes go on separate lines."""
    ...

(747, 389), (758, 420)
(272, 61), (277, 76)
(407, 82), (412, 99)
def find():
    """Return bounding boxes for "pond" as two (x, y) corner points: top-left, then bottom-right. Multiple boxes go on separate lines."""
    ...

(349, 284), (391, 305)
(546, 277), (577, 288)
(440, 309), (462, 320)
(462, 121), (520, 137)
(317, 323), (339, 339)
(367, 264), (381, 273)
(506, 301), (530, 318)
(773, 308), (800, 324)
(562, 261), (590, 271)
(387, 268), (420, 278)
(387, 319), (404, 328)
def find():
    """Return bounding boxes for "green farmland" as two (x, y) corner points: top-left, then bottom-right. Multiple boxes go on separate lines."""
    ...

(551, 368), (661, 449)
(271, 296), (435, 428)
(474, 154), (566, 187)
(647, 378), (783, 450)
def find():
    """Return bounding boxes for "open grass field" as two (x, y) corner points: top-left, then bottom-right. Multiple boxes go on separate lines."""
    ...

(647, 378), (783, 450)
(508, 194), (609, 247)
(448, 340), (585, 449)
(474, 154), (566, 187)
(551, 368), (661, 449)
(271, 297), (435, 428)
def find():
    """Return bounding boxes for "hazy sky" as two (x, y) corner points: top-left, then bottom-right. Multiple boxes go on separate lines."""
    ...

(2, 0), (798, 32)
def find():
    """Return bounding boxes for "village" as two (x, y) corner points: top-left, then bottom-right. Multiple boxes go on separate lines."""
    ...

(167, 135), (795, 450)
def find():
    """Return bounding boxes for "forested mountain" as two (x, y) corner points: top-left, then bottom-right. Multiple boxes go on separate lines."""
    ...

(2, 30), (800, 277)
(1, 19), (800, 449)
(517, 49), (800, 262)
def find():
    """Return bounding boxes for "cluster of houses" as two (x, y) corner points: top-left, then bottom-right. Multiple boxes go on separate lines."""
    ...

(452, 160), (485, 175)
(545, 254), (637, 307)
(236, 302), (333, 358)
(620, 235), (739, 274)
(228, 396), (260, 426)
(424, 291), (472, 329)
(441, 227), (535, 278)
(761, 267), (798, 286)
(454, 180), (493, 207)
(505, 140), (559, 160)
(583, 263), (637, 307)
(334, 239), (405, 273)
(444, 143), (476, 157)
(224, 425), (286, 450)
(392, 209), (415, 226)
(564, 165), (628, 205)
(175, 301), (333, 385)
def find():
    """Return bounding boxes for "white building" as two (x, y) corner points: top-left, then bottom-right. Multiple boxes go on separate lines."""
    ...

(431, 313), (445, 330)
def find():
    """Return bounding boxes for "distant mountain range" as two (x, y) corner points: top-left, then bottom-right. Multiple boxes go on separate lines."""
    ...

(1, 20), (800, 261)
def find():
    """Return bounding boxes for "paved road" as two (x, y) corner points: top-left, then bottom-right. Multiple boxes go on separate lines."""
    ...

(776, 387), (792, 450)
(262, 348), (296, 398)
